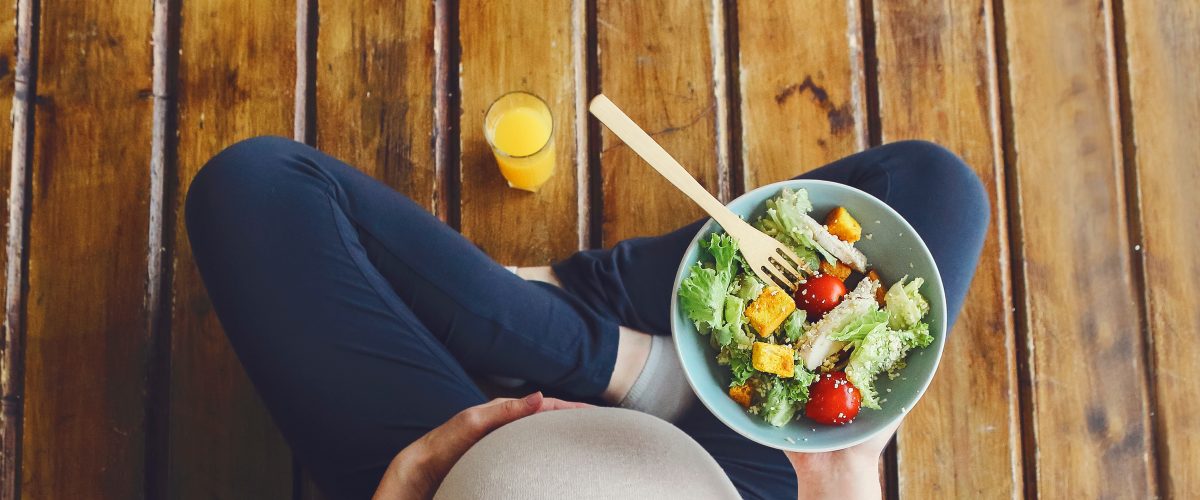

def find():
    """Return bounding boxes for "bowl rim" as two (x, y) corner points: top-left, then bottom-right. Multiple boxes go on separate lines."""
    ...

(669, 179), (949, 452)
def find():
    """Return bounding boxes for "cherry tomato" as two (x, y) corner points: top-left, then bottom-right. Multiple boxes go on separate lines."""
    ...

(794, 273), (847, 317)
(805, 371), (861, 425)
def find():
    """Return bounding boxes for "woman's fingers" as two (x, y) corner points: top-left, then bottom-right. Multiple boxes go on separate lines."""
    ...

(538, 398), (594, 411)
(458, 393), (591, 435)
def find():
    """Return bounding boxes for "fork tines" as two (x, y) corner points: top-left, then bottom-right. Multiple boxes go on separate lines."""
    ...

(762, 247), (807, 291)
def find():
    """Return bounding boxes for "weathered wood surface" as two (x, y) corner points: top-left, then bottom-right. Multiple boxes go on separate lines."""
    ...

(596, 0), (726, 245)
(1000, 0), (1155, 497)
(0, 0), (21, 494)
(1120, 0), (1200, 497)
(735, 0), (866, 188)
(2, 0), (1197, 497)
(870, 1), (1023, 497)
(169, 0), (296, 498)
(20, 0), (154, 498)
(316, 0), (438, 209)
(459, 0), (583, 264)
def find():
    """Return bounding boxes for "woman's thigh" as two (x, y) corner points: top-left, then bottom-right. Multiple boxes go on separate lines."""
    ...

(187, 137), (490, 499)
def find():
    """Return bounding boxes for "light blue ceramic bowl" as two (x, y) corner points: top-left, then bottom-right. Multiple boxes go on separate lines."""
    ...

(671, 179), (947, 452)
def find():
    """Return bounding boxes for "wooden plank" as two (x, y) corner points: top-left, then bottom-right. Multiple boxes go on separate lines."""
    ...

(306, 1), (439, 497)
(1120, 1), (1200, 497)
(458, 0), (583, 264)
(596, 0), (726, 246)
(20, 0), (154, 497)
(169, 0), (296, 497)
(0, 0), (26, 496)
(735, 0), (866, 189)
(870, 1), (1023, 497)
(315, 0), (437, 207)
(1000, 0), (1155, 497)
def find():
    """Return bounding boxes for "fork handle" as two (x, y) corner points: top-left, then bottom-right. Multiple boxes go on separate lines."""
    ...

(588, 95), (751, 235)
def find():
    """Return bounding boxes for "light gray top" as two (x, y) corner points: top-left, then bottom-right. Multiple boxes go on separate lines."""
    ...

(434, 407), (741, 499)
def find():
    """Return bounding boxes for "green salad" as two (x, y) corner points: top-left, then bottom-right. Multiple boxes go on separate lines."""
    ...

(678, 188), (933, 427)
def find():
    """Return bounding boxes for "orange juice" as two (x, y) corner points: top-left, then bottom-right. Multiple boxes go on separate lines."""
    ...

(485, 92), (555, 192)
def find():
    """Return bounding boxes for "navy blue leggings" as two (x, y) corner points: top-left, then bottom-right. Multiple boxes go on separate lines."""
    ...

(186, 137), (988, 500)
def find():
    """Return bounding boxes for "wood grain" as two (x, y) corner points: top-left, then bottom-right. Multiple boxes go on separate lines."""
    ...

(315, 0), (437, 207)
(458, 0), (583, 264)
(1120, 1), (1200, 497)
(169, 0), (296, 497)
(1000, 0), (1155, 496)
(596, 0), (726, 246)
(21, 0), (153, 497)
(0, 0), (22, 495)
(870, 1), (1023, 497)
(735, 0), (866, 188)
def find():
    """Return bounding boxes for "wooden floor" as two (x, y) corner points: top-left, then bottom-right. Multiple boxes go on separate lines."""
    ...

(0, 0), (1196, 498)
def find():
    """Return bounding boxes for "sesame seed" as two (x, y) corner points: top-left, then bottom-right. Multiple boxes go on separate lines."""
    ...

(785, 437), (796, 444)
(1134, 244), (1141, 251)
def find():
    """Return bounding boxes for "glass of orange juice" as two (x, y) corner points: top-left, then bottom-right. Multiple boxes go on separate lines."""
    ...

(484, 91), (555, 192)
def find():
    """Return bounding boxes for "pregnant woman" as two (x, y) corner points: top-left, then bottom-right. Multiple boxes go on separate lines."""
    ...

(186, 136), (988, 499)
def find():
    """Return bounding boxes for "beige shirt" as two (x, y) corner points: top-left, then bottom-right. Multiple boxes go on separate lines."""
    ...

(434, 407), (741, 499)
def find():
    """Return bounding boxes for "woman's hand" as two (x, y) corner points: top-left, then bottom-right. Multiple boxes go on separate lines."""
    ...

(373, 392), (590, 500)
(783, 420), (900, 500)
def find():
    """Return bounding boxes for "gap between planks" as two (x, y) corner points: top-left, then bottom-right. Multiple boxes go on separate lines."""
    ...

(990, 0), (1040, 496)
(145, 0), (182, 498)
(1, 0), (37, 498)
(1107, 0), (1163, 495)
(433, 0), (461, 228)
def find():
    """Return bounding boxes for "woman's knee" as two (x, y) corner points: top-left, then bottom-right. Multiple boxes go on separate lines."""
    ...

(185, 135), (312, 230)
(882, 140), (990, 226)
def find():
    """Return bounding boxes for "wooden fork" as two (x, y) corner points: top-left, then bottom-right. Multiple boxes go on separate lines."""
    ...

(588, 94), (812, 291)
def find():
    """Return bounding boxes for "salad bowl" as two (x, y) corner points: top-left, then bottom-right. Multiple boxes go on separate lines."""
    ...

(670, 179), (947, 452)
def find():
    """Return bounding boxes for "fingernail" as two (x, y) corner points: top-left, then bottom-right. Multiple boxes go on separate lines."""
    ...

(522, 392), (541, 408)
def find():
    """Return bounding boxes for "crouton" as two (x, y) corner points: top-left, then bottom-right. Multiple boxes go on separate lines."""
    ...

(752, 342), (795, 378)
(866, 269), (886, 305)
(825, 206), (862, 243)
(745, 286), (797, 337)
(820, 259), (853, 281)
(729, 383), (753, 408)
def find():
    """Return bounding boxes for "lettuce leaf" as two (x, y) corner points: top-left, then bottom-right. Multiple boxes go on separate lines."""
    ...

(732, 274), (764, 302)
(724, 347), (755, 387)
(828, 309), (890, 345)
(714, 295), (753, 348)
(907, 321), (933, 349)
(844, 321), (934, 409)
(782, 310), (808, 343)
(884, 276), (929, 330)
(702, 233), (738, 276)
(680, 234), (742, 334)
(761, 370), (819, 427)
(679, 264), (727, 332)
